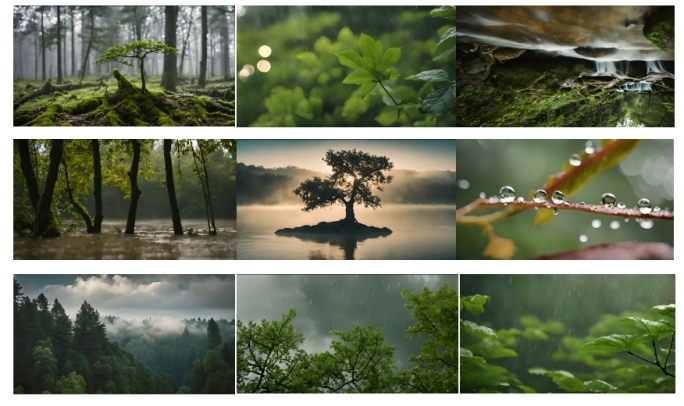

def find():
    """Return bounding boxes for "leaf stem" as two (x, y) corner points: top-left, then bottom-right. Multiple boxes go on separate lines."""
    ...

(377, 80), (399, 107)
(457, 199), (673, 225)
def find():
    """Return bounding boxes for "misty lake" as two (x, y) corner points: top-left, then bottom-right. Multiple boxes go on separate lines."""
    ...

(238, 205), (455, 260)
(14, 219), (236, 260)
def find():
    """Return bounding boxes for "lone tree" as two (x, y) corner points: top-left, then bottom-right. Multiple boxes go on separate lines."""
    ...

(294, 149), (394, 224)
(93, 40), (178, 94)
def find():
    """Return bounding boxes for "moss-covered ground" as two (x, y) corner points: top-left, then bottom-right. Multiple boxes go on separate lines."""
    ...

(14, 69), (235, 126)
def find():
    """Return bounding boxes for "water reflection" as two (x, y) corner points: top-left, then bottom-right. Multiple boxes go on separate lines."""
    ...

(14, 219), (236, 260)
(278, 232), (390, 260)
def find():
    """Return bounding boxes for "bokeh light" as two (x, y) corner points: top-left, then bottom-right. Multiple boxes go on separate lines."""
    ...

(258, 45), (272, 58)
(257, 60), (271, 73)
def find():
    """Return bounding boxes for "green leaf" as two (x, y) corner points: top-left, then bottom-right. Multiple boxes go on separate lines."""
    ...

(522, 327), (549, 341)
(517, 385), (536, 393)
(359, 33), (383, 71)
(357, 81), (377, 99)
(342, 71), (375, 84)
(437, 27), (457, 47)
(584, 379), (617, 393)
(488, 347), (518, 358)
(377, 47), (401, 74)
(374, 109), (397, 126)
(397, 97), (421, 107)
(617, 317), (674, 341)
(430, 6), (456, 19)
(296, 52), (321, 69)
(406, 69), (450, 82)
(386, 69), (400, 80)
(555, 376), (588, 393)
(421, 83), (456, 117)
(461, 320), (497, 338)
(528, 367), (548, 375)
(580, 334), (649, 353)
(460, 295), (489, 315)
(534, 139), (641, 225)
(335, 50), (373, 75)
(652, 304), (675, 319)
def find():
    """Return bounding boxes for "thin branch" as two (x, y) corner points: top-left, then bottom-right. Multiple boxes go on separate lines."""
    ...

(457, 198), (673, 225)
(377, 80), (398, 106)
(664, 331), (675, 370)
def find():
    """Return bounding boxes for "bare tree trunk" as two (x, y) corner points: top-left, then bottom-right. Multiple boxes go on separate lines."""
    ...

(79, 10), (94, 82)
(34, 140), (64, 238)
(16, 140), (40, 211)
(197, 142), (217, 234)
(70, 7), (75, 77)
(92, 139), (103, 233)
(164, 140), (183, 235)
(190, 142), (211, 233)
(179, 7), (193, 75)
(198, 6), (207, 87)
(57, 6), (62, 84)
(161, 6), (178, 91)
(125, 140), (142, 235)
(40, 8), (46, 81)
(61, 156), (93, 232)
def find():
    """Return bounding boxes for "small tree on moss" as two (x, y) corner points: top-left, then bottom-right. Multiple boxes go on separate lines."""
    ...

(93, 40), (178, 94)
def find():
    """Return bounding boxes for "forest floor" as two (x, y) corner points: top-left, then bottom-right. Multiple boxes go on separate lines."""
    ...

(13, 70), (235, 126)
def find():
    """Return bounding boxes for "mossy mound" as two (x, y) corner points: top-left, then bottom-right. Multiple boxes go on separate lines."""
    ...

(643, 7), (674, 51)
(14, 69), (235, 126)
(275, 219), (392, 237)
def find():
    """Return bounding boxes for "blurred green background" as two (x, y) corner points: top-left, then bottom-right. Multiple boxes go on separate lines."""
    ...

(236, 6), (455, 127)
(461, 274), (675, 393)
(456, 139), (674, 259)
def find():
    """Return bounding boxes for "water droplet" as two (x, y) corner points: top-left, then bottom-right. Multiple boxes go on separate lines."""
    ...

(637, 198), (652, 214)
(548, 191), (563, 205)
(533, 189), (547, 203)
(579, 235), (588, 242)
(580, 202), (586, 205)
(569, 154), (581, 166)
(601, 193), (616, 208)
(653, 206), (661, 213)
(457, 179), (470, 189)
(516, 196), (524, 203)
(639, 219), (654, 229)
(591, 219), (601, 228)
(617, 202), (626, 209)
(624, 218), (629, 222)
(479, 192), (486, 199)
(499, 186), (515, 203)
(610, 221), (620, 230)
(553, 209), (559, 216)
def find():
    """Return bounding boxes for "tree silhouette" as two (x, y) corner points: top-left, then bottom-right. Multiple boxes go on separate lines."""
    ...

(294, 149), (394, 224)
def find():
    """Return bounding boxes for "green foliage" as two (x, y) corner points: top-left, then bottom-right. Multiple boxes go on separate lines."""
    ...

(336, 33), (401, 99)
(238, 283), (457, 393)
(94, 40), (178, 68)
(461, 290), (676, 394)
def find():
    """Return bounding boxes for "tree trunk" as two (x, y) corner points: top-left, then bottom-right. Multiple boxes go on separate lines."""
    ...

(70, 7), (75, 77)
(164, 140), (183, 235)
(161, 6), (178, 91)
(197, 142), (216, 234)
(16, 140), (40, 211)
(57, 7), (62, 84)
(34, 140), (64, 238)
(190, 142), (211, 232)
(61, 157), (93, 233)
(40, 9), (46, 81)
(222, 10), (230, 81)
(79, 10), (94, 82)
(198, 6), (207, 87)
(179, 8), (193, 75)
(139, 57), (147, 94)
(92, 139), (103, 233)
(344, 200), (356, 224)
(125, 140), (142, 234)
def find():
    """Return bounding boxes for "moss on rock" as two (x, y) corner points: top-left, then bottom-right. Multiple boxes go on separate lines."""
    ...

(643, 7), (674, 51)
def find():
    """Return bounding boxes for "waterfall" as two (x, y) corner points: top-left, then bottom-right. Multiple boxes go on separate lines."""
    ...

(617, 81), (652, 92)
(646, 60), (666, 74)
(595, 61), (618, 76)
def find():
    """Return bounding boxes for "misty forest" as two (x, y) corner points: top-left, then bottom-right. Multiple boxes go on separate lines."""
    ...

(14, 280), (235, 394)
(456, 6), (674, 127)
(456, 139), (674, 260)
(460, 275), (675, 393)
(237, 276), (456, 393)
(13, 139), (237, 259)
(13, 6), (235, 126)
(238, 141), (456, 260)
(237, 6), (455, 127)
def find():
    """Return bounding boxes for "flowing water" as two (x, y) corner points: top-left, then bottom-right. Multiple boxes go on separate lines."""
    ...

(238, 205), (456, 260)
(14, 219), (237, 260)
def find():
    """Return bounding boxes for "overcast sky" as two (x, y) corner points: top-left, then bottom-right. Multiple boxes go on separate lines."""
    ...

(238, 140), (456, 172)
(237, 274), (457, 368)
(14, 274), (235, 321)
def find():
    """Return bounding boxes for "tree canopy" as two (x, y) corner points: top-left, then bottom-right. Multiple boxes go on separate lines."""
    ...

(294, 149), (394, 223)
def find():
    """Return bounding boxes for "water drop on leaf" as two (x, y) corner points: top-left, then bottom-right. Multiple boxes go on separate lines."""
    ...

(499, 186), (515, 203)
(551, 190), (564, 204)
(601, 193), (616, 208)
(569, 154), (581, 166)
(533, 189), (547, 203)
(637, 198), (652, 214)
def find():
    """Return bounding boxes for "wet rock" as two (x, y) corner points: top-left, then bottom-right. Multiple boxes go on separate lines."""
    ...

(643, 7), (674, 51)
(574, 47), (617, 59)
(491, 48), (526, 64)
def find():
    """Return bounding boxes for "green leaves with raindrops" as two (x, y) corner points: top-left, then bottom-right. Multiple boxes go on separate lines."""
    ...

(534, 139), (642, 226)
(335, 33), (401, 99)
(580, 334), (649, 353)
(652, 304), (675, 319)
(460, 294), (489, 315)
(617, 317), (674, 341)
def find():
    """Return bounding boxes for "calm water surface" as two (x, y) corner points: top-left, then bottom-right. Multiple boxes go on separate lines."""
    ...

(14, 219), (236, 260)
(238, 205), (455, 260)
